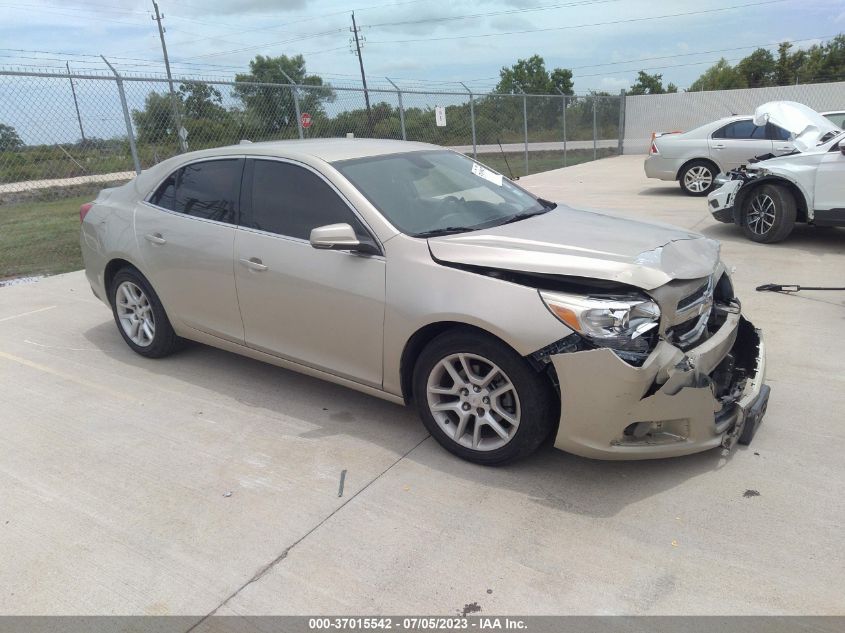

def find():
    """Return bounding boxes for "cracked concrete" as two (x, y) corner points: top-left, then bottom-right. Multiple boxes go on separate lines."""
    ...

(1, 155), (844, 615)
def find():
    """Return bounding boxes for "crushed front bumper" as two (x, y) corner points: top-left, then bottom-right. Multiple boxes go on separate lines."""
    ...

(550, 311), (767, 460)
(707, 180), (742, 223)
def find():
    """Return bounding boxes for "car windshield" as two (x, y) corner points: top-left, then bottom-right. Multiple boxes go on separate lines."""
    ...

(333, 150), (550, 237)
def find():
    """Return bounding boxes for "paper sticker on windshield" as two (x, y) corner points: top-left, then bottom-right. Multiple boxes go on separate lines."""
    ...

(471, 163), (503, 186)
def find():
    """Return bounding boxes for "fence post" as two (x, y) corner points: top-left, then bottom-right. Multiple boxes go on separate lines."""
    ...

(101, 56), (141, 175)
(459, 82), (477, 159)
(555, 87), (567, 167)
(280, 70), (304, 140)
(522, 93), (529, 176)
(592, 97), (598, 160)
(617, 89), (626, 155)
(386, 78), (406, 140)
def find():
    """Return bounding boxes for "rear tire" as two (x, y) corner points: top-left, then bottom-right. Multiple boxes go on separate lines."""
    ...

(679, 160), (717, 196)
(412, 329), (557, 465)
(741, 184), (796, 243)
(110, 268), (182, 358)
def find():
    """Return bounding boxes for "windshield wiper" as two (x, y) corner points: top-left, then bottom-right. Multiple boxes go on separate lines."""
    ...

(537, 197), (557, 210)
(495, 208), (550, 227)
(414, 226), (476, 238)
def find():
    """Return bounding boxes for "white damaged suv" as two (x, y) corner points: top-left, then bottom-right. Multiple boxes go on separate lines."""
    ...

(707, 101), (845, 243)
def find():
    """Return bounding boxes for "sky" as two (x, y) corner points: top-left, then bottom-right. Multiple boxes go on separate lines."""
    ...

(1, 0), (844, 93)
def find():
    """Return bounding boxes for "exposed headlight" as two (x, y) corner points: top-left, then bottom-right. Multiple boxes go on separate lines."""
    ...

(539, 290), (661, 356)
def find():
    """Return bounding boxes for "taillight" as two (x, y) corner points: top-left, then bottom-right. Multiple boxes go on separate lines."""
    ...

(79, 202), (93, 222)
(650, 142), (659, 154)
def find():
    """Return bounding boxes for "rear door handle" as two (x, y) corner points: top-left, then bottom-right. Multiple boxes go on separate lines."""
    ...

(775, 145), (793, 151)
(712, 143), (725, 149)
(239, 257), (268, 272)
(144, 233), (166, 245)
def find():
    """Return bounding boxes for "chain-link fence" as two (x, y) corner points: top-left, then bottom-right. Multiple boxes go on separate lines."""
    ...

(0, 68), (623, 280)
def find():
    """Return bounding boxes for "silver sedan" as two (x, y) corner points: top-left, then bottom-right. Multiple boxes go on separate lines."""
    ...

(644, 115), (795, 195)
(81, 139), (769, 464)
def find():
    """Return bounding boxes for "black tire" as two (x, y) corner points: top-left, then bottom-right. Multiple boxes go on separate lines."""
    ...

(741, 184), (796, 243)
(109, 267), (182, 358)
(412, 329), (557, 465)
(678, 160), (717, 196)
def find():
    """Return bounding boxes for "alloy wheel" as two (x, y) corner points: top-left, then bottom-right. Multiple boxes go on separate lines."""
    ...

(683, 165), (713, 193)
(426, 353), (521, 451)
(746, 193), (777, 235)
(115, 281), (156, 347)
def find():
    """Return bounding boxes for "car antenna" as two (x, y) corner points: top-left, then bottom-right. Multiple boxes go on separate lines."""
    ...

(496, 137), (517, 180)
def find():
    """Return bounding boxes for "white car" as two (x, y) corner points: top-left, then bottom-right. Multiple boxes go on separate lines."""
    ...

(708, 101), (845, 243)
(822, 111), (845, 128)
(644, 116), (795, 196)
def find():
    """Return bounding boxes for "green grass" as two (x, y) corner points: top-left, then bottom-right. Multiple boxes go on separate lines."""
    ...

(0, 194), (89, 279)
(476, 148), (617, 179)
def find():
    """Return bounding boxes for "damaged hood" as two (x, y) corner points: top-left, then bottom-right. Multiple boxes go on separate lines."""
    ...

(428, 206), (720, 291)
(753, 100), (842, 152)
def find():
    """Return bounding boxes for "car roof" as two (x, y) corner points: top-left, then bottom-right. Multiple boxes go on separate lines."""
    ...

(179, 138), (439, 163)
(131, 138), (443, 197)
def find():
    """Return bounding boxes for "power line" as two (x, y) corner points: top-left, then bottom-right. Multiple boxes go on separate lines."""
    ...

(364, 0), (792, 44)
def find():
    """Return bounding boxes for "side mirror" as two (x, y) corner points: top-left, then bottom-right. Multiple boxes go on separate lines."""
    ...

(309, 223), (379, 255)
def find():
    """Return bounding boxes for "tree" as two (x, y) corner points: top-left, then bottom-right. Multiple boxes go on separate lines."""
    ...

(0, 123), (23, 150)
(234, 54), (334, 134)
(132, 92), (177, 144)
(628, 71), (667, 95)
(689, 58), (745, 91)
(178, 82), (227, 121)
(667, 82), (678, 93)
(496, 55), (573, 94)
(736, 48), (776, 87)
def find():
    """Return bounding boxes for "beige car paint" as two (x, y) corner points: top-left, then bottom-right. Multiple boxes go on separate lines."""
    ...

(81, 138), (768, 460)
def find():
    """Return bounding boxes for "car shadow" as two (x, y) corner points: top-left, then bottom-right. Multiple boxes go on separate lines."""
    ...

(700, 222), (845, 253)
(637, 186), (686, 197)
(83, 321), (728, 520)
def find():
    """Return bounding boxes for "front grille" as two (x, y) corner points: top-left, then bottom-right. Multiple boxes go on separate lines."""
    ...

(677, 280), (710, 312)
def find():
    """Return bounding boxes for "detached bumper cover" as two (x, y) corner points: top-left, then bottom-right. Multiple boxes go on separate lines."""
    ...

(708, 180), (743, 223)
(550, 311), (767, 460)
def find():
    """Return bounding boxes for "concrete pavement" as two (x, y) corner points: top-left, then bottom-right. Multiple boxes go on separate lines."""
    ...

(1, 155), (843, 616)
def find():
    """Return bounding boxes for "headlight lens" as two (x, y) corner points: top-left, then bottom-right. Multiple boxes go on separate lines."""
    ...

(540, 290), (661, 356)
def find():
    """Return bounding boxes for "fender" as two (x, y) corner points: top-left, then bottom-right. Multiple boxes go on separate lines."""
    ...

(731, 175), (810, 225)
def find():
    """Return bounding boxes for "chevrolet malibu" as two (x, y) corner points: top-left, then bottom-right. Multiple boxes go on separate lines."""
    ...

(80, 139), (769, 464)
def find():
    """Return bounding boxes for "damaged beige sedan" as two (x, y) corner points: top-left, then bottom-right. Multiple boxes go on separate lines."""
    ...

(80, 139), (769, 465)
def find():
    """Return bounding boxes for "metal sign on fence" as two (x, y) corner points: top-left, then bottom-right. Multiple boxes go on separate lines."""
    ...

(301, 113), (312, 129)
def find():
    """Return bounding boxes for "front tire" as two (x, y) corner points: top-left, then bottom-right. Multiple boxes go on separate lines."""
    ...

(110, 268), (181, 358)
(412, 329), (557, 465)
(679, 160), (717, 196)
(741, 184), (796, 243)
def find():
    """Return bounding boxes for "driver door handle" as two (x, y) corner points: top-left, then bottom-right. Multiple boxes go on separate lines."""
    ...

(239, 257), (268, 272)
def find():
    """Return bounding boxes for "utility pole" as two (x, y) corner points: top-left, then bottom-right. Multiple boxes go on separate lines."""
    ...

(151, 0), (187, 152)
(66, 61), (86, 144)
(350, 11), (372, 130)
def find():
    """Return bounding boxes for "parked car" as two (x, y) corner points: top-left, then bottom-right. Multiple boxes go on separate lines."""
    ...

(80, 139), (768, 464)
(644, 116), (795, 196)
(708, 101), (844, 243)
(822, 110), (845, 128)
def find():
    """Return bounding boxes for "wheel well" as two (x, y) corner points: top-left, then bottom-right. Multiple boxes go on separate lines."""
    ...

(399, 322), (520, 404)
(675, 157), (719, 181)
(103, 258), (137, 305)
(736, 178), (808, 224)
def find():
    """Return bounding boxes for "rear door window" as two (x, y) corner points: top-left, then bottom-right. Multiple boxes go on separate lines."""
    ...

(768, 124), (792, 141)
(241, 159), (368, 240)
(149, 158), (242, 224)
(713, 120), (767, 140)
